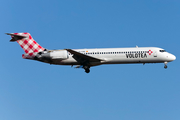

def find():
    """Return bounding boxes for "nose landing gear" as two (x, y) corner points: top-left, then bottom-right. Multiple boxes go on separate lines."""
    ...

(164, 62), (168, 69)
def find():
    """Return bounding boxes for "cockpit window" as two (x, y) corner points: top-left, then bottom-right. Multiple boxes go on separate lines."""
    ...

(160, 50), (166, 52)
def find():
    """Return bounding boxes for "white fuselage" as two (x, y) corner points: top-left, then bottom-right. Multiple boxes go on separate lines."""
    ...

(7, 32), (176, 73)
(51, 47), (176, 66)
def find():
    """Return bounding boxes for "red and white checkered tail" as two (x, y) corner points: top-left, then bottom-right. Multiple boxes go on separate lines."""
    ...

(6, 32), (45, 59)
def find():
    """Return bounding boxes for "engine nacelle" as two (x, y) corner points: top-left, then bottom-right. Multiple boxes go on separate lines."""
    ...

(34, 50), (69, 62)
(49, 50), (69, 60)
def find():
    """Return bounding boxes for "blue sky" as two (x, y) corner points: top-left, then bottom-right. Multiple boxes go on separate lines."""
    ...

(0, 0), (179, 120)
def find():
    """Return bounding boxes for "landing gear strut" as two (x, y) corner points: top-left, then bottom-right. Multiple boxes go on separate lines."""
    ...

(83, 65), (90, 73)
(164, 62), (168, 69)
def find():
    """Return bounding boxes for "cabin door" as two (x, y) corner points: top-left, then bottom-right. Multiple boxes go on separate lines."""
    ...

(154, 51), (157, 57)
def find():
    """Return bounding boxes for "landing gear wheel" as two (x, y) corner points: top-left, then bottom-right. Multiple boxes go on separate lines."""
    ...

(85, 69), (90, 73)
(83, 65), (90, 73)
(164, 62), (168, 69)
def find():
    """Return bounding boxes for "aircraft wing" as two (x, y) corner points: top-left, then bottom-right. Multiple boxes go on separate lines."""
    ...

(65, 49), (103, 64)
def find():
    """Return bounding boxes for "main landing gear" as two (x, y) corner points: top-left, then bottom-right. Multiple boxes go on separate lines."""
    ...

(164, 62), (168, 69)
(83, 65), (90, 73)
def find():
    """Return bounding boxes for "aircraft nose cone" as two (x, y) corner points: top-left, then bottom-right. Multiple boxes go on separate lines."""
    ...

(172, 55), (176, 61)
(168, 54), (176, 61)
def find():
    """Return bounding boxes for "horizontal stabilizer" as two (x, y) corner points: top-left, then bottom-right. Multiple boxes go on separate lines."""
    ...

(6, 33), (27, 42)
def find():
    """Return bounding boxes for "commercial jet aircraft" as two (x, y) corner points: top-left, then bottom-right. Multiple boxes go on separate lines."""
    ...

(6, 33), (176, 73)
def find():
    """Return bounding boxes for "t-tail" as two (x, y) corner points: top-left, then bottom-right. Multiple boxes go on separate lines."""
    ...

(6, 33), (45, 59)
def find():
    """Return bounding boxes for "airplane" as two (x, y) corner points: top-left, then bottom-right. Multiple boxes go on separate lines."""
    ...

(6, 32), (176, 73)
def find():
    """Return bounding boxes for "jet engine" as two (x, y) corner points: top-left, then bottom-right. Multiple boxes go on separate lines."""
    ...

(35, 50), (69, 62)
(49, 50), (69, 60)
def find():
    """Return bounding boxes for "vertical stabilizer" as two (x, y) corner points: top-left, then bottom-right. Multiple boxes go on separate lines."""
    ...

(6, 33), (45, 58)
